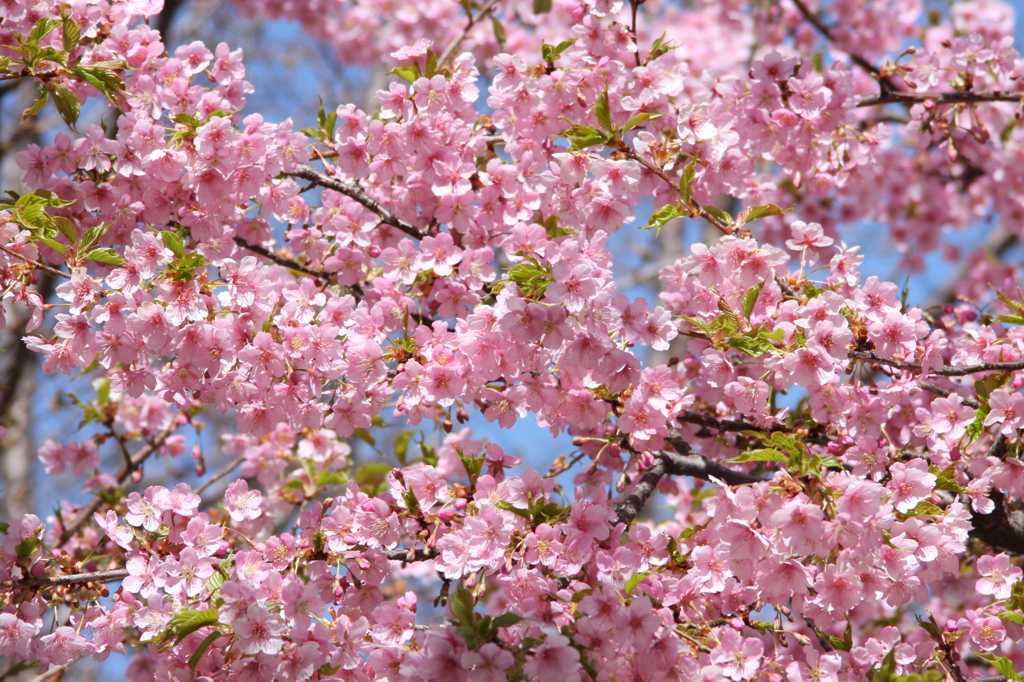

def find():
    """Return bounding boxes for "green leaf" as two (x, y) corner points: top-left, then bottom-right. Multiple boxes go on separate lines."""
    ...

(973, 650), (1020, 681)
(736, 203), (791, 226)
(352, 427), (376, 446)
(561, 123), (608, 152)
(491, 17), (506, 49)
(679, 155), (697, 204)
(387, 64), (421, 84)
(69, 65), (126, 107)
(425, 48), (439, 78)
(624, 572), (651, 594)
(994, 314), (1024, 325)
(448, 586), (476, 625)
(188, 631), (223, 673)
(533, 0), (552, 13)
(703, 205), (733, 226)
(315, 471), (349, 487)
(595, 86), (614, 133)
(742, 280), (765, 319)
(52, 85), (81, 128)
(204, 566), (227, 593)
(495, 500), (531, 520)
(22, 87), (49, 122)
(541, 39), (577, 63)
(27, 17), (62, 46)
(16, 536), (39, 558)
(38, 237), (66, 256)
(648, 33), (677, 61)
(52, 216), (77, 244)
(644, 204), (685, 235)
(96, 378), (111, 405)
(492, 613), (523, 629)
(998, 611), (1024, 625)
(159, 230), (185, 258)
(394, 431), (413, 465)
(724, 448), (789, 465)
(159, 608), (221, 645)
(61, 16), (80, 53)
(622, 112), (664, 132)
(83, 247), (124, 266)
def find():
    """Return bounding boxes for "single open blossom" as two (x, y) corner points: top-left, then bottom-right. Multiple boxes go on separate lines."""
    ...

(233, 604), (285, 655)
(224, 479), (263, 522)
(976, 553), (1023, 599)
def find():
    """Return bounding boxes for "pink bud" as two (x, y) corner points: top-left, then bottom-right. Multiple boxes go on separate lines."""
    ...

(368, 245), (381, 258)
(436, 508), (454, 523)
(730, 617), (745, 631)
(454, 498), (467, 511)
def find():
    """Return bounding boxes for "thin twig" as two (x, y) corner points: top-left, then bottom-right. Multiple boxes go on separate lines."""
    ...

(57, 424), (177, 545)
(7, 568), (128, 588)
(437, 0), (503, 68)
(286, 165), (423, 239)
(629, 0), (641, 67)
(233, 237), (328, 280)
(195, 455), (245, 496)
(0, 244), (70, 279)
(848, 349), (1024, 377)
(678, 410), (791, 434)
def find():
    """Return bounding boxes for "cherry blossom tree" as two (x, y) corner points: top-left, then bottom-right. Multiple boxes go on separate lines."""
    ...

(4, 0), (1024, 680)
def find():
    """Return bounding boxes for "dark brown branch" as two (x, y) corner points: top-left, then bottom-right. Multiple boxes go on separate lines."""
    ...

(663, 434), (769, 486)
(858, 90), (1024, 108)
(287, 165), (423, 239)
(0, 244), (70, 279)
(677, 410), (791, 434)
(8, 568), (128, 588)
(849, 350), (1024, 378)
(233, 237), (328, 280)
(970, 489), (1024, 555)
(918, 381), (981, 409)
(615, 435), (766, 526)
(381, 547), (438, 562)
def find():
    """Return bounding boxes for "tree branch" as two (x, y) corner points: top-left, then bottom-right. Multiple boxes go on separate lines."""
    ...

(233, 237), (328, 280)
(8, 568), (128, 588)
(970, 489), (1024, 555)
(848, 350), (1024, 378)
(677, 410), (791, 434)
(286, 165), (423, 239)
(0, 244), (70, 279)
(615, 435), (766, 526)
(381, 547), (438, 562)
(857, 90), (1024, 108)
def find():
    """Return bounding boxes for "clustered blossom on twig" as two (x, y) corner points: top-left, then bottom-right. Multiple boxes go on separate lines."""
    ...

(4, 0), (1024, 680)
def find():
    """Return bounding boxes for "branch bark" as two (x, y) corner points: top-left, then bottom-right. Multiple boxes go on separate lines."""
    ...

(615, 435), (766, 526)
(857, 90), (1024, 108)
(287, 164), (424, 239)
(8, 568), (128, 588)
